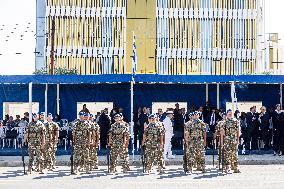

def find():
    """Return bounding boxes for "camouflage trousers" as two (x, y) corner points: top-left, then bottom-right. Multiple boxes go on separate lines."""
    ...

(184, 141), (205, 172)
(110, 146), (128, 172)
(42, 143), (53, 169)
(223, 139), (238, 171)
(73, 143), (90, 172)
(28, 142), (43, 172)
(89, 147), (98, 169)
(51, 145), (57, 168)
(145, 145), (164, 171)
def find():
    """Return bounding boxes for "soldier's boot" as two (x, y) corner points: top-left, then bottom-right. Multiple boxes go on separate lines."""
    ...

(73, 166), (78, 175)
(27, 165), (32, 175)
(38, 165), (44, 174)
(158, 166), (164, 174)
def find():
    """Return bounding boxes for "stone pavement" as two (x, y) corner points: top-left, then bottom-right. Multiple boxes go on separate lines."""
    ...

(1, 154), (284, 167)
(0, 165), (284, 189)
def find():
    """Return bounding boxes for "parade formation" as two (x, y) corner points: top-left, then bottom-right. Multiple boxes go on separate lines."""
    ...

(21, 109), (240, 175)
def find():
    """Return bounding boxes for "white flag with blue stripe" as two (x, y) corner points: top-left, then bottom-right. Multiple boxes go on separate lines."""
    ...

(132, 33), (137, 75)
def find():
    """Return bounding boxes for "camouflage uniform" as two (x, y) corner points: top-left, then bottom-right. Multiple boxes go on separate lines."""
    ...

(122, 121), (131, 171)
(51, 121), (59, 168)
(221, 118), (240, 173)
(184, 119), (206, 172)
(215, 120), (225, 167)
(73, 120), (91, 173)
(144, 122), (165, 172)
(108, 122), (130, 173)
(26, 121), (46, 173)
(89, 121), (100, 170)
(43, 122), (54, 170)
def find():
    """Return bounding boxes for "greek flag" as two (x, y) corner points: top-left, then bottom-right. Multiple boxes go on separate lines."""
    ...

(132, 33), (137, 75)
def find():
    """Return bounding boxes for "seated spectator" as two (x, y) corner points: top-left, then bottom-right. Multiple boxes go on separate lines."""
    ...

(6, 116), (15, 130)
(0, 120), (5, 139)
(80, 104), (90, 114)
(3, 114), (9, 126)
(23, 112), (29, 123)
(14, 115), (21, 126)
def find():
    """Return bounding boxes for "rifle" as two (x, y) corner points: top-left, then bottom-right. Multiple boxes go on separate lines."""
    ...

(106, 146), (111, 173)
(21, 143), (26, 175)
(183, 140), (188, 174)
(70, 139), (74, 174)
(218, 135), (222, 170)
(141, 145), (145, 173)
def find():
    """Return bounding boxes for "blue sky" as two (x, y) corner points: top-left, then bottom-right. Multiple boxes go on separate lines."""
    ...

(0, 0), (282, 75)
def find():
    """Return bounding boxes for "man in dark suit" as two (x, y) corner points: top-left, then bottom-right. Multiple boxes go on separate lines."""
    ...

(138, 107), (149, 147)
(206, 108), (219, 149)
(258, 106), (271, 150)
(246, 106), (259, 150)
(272, 104), (284, 156)
(98, 108), (111, 149)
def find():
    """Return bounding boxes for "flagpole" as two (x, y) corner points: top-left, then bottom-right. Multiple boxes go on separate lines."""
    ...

(131, 31), (136, 161)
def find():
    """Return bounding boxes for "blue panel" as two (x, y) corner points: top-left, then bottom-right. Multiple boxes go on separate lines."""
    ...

(134, 84), (206, 112)
(0, 84), (56, 120)
(59, 84), (131, 121)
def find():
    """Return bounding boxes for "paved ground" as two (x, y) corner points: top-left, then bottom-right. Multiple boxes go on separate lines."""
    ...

(1, 154), (284, 167)
(0, 165), (284, 189)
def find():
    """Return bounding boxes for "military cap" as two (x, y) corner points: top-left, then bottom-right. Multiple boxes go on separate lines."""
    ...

(148, 113), (157, 119)
(78, 112), (85, 116)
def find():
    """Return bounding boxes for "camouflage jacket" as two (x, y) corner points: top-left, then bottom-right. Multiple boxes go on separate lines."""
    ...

(144, 122), (164, 148)
(109, 122), (129, 148)
(184, 119), (206, 140)
(26, 121), (45, 144)
(73, 120), (91, 145)
(223, 118), (239, 141)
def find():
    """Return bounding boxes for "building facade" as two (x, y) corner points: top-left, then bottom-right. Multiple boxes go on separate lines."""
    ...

(36, 0), (265, 75)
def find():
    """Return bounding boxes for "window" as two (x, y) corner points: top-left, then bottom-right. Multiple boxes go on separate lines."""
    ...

(152, 102), (187, 114)
(3, 102), (39, 118)
(77, 102), (113, 117)
(226, 101), (263, 113)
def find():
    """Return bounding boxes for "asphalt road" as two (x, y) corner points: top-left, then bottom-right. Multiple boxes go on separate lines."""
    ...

(0, 165), (284, 189)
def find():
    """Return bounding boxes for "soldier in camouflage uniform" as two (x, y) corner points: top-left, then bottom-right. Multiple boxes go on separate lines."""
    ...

(219, 109), (241, 173)
(184, 111), (206, 173)
(108, 113), (130, 173)
(43, 114), (54, 170)
(120, 114), (131, 171)
(22, 113), (46, 174)
(89, 114), (100, 170)
(72, 112), (91, 174)
(142, 114), (165, 173)
(215, 112), (227, 169)
(48, 113), (59, 170)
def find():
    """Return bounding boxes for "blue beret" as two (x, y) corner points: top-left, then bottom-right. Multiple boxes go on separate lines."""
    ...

(78, 112), (85, 116)
(193, 111), (201, 116)
(48, 113), (52, 116)
(226, 109), (232, 114)
(148, 113), (157, 119)
(89, 114), (93, 117)
(114, 113), (122, 118)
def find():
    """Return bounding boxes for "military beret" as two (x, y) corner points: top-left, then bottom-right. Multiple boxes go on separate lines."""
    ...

(48, 113), (53, 116)
(148, 113), (157, 119)
(193, 111), (201, 116)
(89, 114), (93, 117)
(114, 113), (122, 118)
(84, 113), (90, 117)
(78, 112), (85, 116)
(226, 109), (232, 113)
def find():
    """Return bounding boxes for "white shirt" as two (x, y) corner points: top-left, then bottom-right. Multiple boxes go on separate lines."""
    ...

(163, 116), (173, 139)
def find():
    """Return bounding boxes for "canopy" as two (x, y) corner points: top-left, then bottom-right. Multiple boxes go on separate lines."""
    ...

(0, 74), (283, 84)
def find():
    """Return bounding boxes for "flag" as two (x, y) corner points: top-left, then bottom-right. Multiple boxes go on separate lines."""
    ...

(132, 33), (137, 75)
